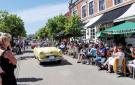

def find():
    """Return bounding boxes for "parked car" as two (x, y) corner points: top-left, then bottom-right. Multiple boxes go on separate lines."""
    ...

(33, 47), (63, 64)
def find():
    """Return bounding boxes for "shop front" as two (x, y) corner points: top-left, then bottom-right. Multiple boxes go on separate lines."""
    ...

(103, 22), (135, 46)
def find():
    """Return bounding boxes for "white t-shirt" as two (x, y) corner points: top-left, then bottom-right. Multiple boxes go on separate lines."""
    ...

(60, 44), (65, 49)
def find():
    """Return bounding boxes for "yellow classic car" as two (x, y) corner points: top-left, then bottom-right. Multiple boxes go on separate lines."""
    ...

(33, 47), (63, 64)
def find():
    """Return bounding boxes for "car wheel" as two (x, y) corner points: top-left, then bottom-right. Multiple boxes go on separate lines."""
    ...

(57, 60), (62, 64)
(35, 56), (37, 59)
(39, 62), (43, 65)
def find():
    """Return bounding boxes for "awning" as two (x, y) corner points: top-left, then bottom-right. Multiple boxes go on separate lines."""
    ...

(88, 4), (131, 28)
(96, 31), (105, 37)
(114, 3), (135, 22)
(103, 22), (135, 34)
(84, 14), (103, 28)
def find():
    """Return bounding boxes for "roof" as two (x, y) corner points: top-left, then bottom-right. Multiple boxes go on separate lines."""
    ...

(88, 4), (131, 27)
(69, 0), (78, 4)
(84, 14), (103, 28)
(115, 3), (135, 22)
(72, 0), (78, 3)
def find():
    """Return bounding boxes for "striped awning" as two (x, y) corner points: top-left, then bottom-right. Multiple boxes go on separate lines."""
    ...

(103, 22), (135, 34)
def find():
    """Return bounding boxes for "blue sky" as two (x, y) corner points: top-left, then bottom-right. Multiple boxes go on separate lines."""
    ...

(0, 0), (69, 34)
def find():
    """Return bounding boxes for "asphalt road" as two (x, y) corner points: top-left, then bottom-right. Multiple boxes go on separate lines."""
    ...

(15, 49), (135, 85)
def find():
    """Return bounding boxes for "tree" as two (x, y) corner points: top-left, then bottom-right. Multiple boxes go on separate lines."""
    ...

(65, 15), (82, 38)
(46, 15), (68, 38)
(35, 26), (52, 39)
(35, 15), (82, 40)
(0, 10), (26, 37)
(35, 28), (44, 39)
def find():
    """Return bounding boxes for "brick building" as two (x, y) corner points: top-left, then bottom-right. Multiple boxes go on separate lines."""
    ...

(68, 0), (135, 45)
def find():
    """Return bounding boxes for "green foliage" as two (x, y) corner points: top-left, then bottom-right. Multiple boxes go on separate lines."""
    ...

(0, 10), (26, 37)
(35, 26), (51, 39)
(46, 15), (68, 38)
(65, 15), (82, 37)
(36, 15), (82, 39)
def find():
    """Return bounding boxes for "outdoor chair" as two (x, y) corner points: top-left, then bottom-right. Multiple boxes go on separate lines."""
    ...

(113, 58), (126, 76)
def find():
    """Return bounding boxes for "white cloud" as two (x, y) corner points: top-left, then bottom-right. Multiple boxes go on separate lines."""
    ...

(14, 3), (68, 23)
(13, 3), (68, 34)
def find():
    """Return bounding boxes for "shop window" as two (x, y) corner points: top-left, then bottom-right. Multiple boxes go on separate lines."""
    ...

(87, 29), (89, 35)
(99, 27), (105, 31)
(91, 28), (95, 39)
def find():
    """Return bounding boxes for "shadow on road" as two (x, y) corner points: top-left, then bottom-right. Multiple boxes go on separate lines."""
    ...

(40, 59), (72, 67)
(17, 84), (29, 85)
(23, 50), (33, 53)
(117, 73), (128, 78)
(17, 56), (35, 60)
(17, 77), (43, 82)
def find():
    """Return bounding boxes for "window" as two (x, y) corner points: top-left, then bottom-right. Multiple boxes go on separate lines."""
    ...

(82, 5), (86, 18)
(89, 1), (94, 15)
(114, 0), (123, 5)
(99, 0), (105, 11)
(73, 10), (77, 15)
(90, 28), (95, 39)
(72, 7), (77, 15)
(87, 29), (89, 35)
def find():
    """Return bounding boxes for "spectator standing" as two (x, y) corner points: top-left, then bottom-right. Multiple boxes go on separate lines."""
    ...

(59, 42), (66, 53)
(0, 33), (17, 85)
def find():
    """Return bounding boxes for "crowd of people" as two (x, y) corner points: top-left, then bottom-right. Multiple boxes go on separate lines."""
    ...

(0, 32), (134, 85)
(59, 41), (135, 78)
(0, 32), (17, 85)
(12, 38), (29, 54)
